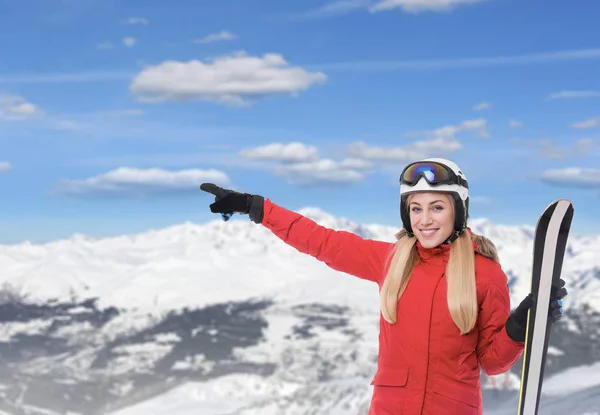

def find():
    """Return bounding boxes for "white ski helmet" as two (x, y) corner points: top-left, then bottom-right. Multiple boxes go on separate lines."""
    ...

(399, 157), (470, 242)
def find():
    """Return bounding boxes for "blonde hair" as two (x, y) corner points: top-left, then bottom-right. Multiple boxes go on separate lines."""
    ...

(380, 194), (499, 334)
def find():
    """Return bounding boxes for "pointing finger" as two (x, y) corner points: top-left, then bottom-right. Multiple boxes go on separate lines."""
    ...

(200, 183), (227, 199)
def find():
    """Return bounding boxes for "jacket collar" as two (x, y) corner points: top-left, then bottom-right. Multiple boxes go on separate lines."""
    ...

(416, 240), (451, 262)
(415, 227), (479, 262)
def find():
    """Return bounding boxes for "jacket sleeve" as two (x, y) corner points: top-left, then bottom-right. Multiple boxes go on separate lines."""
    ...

(476, 259), (525, 376)
(259, 198), (394, 284)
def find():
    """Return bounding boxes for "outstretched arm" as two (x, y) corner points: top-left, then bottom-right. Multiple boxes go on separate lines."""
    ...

(261, 198), (393, 284)
(476, 262), (525, 376)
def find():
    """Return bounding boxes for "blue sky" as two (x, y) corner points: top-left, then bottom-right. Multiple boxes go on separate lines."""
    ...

(0, 0), (599, 244)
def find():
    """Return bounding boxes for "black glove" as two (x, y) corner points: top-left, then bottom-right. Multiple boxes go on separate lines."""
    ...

(505, 278), (568, 342)
(199, 183), (265, 224)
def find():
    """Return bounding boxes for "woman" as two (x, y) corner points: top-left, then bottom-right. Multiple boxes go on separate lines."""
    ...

(199, 157), (566, 415)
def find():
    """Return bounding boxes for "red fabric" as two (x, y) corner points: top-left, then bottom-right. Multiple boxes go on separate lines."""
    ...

(261, 199), (525, 415)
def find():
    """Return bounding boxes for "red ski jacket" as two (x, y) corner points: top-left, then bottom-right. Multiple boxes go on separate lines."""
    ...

(260, 199), (525, 415)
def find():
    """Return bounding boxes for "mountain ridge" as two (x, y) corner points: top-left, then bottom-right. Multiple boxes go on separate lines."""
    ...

(1, 206), (598, 314)
(0, 206), (598, 414)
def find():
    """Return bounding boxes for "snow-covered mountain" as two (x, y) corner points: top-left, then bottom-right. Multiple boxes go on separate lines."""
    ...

(0, 206), (599, 414)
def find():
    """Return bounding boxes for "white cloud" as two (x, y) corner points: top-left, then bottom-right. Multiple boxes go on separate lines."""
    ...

(571, 116), (600, 130)
(313, 48), (600, 72)
(344, 118), (486, 164)
(123, 37), (137, 48)
(473, 101), (491, 111)
(538, 141), (575, 160)
(547, 90), (600, 100)
(10, 102), (38, 115)
(514, 138), (598, 159)
(96, 42), (113, 50)
(346, 137), (462, 162)
(338, 157), (372, 169)
(0, 161), (11, 173)
(200, 120), (480, 186)
(51, 119), (82, 131)
(574, 138), (597, 151)
(55, 167), (230, 198)
(508, 120), (523, 128)
(124, 17), (149, 25)
(369, 0), (487, 13)
(193, 31), (237, 44)
(298, 0), (370, 18)
(415, 118), (489, 140)
(299, 0), (484, 17)
(447, 118), (489, 138)
(235, 141), (372, 186)
(0, 94), (43, 120)
(129, 51), (327, 106)
(551, 138), (597, 158)
(540, 167), (600, 189)
(271, 158), (371, 185)
(239, 142), (319, 163)
(3, 48), (600, 84)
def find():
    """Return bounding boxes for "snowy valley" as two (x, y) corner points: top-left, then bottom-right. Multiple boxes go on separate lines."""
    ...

(0, 206), (599, 415)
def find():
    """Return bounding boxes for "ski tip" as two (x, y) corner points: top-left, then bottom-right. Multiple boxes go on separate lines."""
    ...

(542, 199), (574, 215)
(554, 199), (575, 217)
(534, 199), (574, 230)
(547, 198), (573, 207)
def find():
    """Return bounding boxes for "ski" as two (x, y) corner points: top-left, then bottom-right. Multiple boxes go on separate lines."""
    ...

(517, 199), (574, 415)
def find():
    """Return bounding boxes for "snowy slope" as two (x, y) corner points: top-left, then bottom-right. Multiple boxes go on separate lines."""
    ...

(1, 209), (599, 315)
(0, 206), (599, 415)
(111, 362), (600, 415)
(0, 212), (384, 313)
(110, 374), (372, 415)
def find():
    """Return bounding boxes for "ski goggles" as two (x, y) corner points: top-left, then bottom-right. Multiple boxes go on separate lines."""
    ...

(400, 161), (468, 188)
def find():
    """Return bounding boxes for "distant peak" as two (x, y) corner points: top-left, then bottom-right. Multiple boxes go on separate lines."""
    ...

(295, 207), (361, 230)
(297, 207), (338, 221)
(68, 233), (96, 243)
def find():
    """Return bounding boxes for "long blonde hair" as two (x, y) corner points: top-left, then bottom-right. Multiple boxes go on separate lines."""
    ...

(380, 194), (499, 334)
